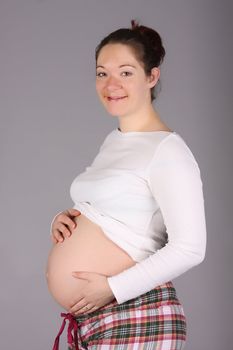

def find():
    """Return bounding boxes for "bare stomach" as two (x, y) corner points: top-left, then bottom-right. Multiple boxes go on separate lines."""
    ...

(46, 213), (136, 310)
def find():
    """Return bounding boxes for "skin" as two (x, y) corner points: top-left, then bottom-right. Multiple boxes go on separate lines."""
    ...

(50, 209), (81, 244)
(95, 43), (171, 133)
(50, 43), (172, 316)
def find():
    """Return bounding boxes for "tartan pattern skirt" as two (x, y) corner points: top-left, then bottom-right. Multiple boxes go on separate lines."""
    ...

(53, 281), (187, 350)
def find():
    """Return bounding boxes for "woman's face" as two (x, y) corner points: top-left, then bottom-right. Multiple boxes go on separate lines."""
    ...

(95, 43), (158, 118)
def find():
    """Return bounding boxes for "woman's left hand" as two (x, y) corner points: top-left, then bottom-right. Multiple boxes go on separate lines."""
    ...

(69, 271), (115, 316)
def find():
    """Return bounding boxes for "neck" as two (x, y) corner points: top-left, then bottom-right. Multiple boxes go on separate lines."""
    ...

(117, 105), (166, 133)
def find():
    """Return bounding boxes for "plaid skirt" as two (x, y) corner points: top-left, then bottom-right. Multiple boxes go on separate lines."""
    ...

(52, 281), (186, 350)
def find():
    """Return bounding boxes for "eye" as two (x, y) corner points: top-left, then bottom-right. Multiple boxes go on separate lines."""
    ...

(96, 72), (106, 78)
(121, 71), (133, 77)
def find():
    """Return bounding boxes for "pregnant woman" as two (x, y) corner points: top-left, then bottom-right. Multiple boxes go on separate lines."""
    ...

(46, 19), (207, 350)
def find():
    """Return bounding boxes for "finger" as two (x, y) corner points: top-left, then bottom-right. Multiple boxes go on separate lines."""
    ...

(71, 271), (89, 280)
(50, 234), (59, 244)
(84, 305), (98, 314)
(58, 214), (77, 232)
(74, 304), (97, 316)
(66, 208), (82, 217)
(69, 301), (86, 314)
(73, 304), (92, 316)
(52, 229), (65, 243)
(57, 222), (73, 238)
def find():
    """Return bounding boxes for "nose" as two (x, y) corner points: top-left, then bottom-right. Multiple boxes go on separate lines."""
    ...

(105, 75), (122, 91)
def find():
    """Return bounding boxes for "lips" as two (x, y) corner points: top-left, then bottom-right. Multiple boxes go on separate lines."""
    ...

(106, 96), (127, 101)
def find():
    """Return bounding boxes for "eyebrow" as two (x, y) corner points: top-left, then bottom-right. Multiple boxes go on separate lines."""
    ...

(96, 64), (136, 69)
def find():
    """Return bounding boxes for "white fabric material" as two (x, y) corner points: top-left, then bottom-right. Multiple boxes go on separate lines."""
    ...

(69, 128), (207, 304)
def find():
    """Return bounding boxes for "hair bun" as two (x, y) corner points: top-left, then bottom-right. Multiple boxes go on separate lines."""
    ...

(131, 19), (140, 29)
(131, 19), (165, 66)
(131, 19), (146, 34)
(131, 19), (149, 35)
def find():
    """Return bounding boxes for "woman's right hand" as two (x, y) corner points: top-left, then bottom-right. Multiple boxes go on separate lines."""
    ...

(50, 208), (81, 244)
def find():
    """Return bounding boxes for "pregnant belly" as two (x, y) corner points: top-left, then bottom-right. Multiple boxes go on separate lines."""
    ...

(46, 213), (136, 310)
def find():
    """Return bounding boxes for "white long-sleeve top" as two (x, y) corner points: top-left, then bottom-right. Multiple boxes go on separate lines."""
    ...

(68, 128), (207, 304)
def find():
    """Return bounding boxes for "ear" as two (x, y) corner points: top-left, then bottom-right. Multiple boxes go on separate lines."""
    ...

(147, 67), (160, 88)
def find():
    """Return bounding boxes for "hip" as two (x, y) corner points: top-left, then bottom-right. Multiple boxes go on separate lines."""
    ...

(53, 281), (187, 350)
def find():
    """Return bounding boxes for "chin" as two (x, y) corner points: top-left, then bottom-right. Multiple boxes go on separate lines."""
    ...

(103, 104), (131, 117)
(106, 110), (129, 118)
(100, 97), (129, 114)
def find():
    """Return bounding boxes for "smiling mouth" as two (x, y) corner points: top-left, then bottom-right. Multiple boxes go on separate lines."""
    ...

(106, 96), (127, 101)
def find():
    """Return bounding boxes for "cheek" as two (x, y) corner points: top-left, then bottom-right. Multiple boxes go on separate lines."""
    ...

(95, 80), (104, 91)
(130, 83), (147, 99)
(129, 78), (146, 91)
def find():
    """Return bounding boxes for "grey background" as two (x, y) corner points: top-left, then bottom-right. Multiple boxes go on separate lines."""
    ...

(1, 0), (232, 349)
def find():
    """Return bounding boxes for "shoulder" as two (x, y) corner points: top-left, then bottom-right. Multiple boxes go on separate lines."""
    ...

(145, 132), (202, 180)
(154, 132), (200, 167)
(146, 133), (204, 194)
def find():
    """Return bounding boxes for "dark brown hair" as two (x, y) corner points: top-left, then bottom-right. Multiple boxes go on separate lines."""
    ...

(95, 19), (166, 102)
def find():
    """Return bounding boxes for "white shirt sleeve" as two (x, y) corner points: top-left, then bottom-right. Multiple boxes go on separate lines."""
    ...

(107, 134), (207, 304)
